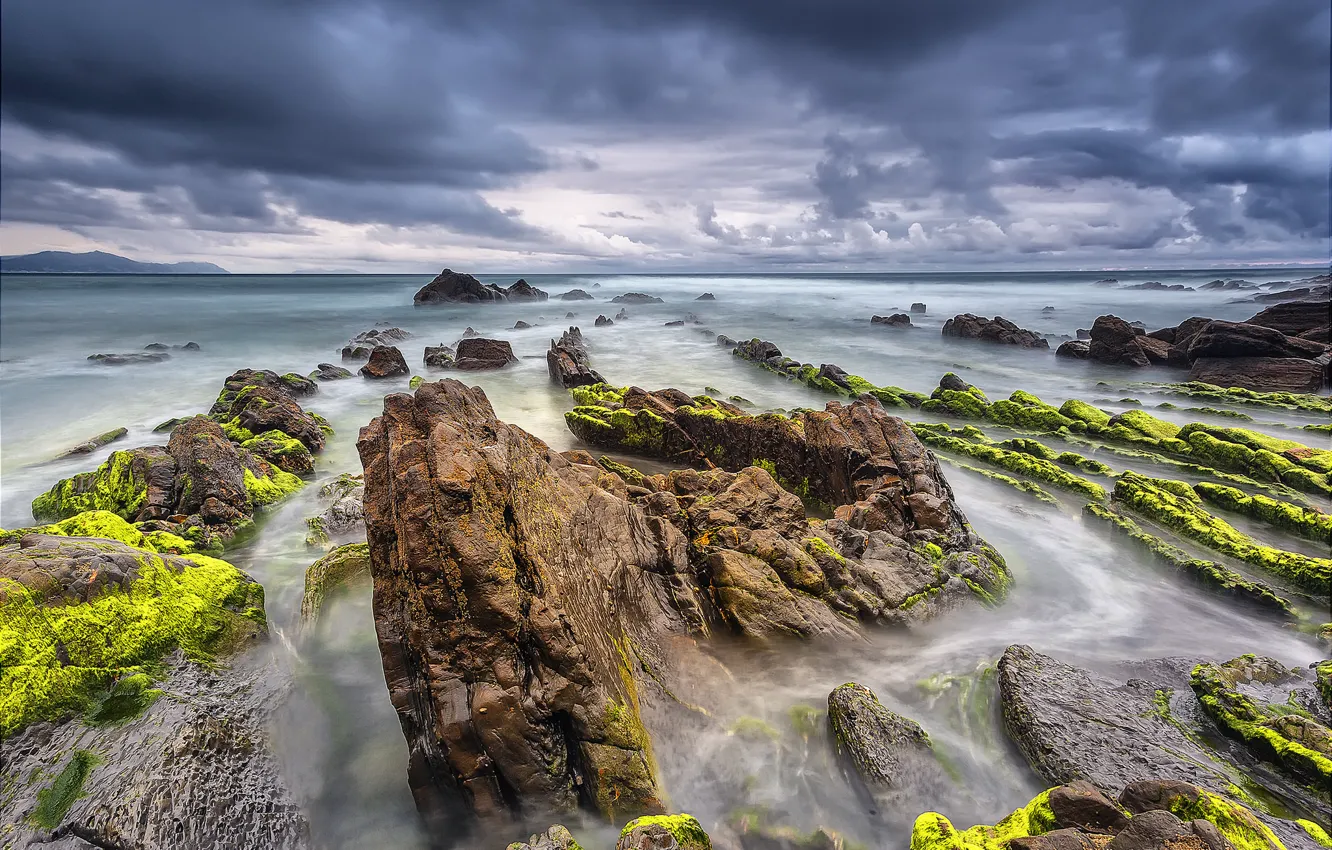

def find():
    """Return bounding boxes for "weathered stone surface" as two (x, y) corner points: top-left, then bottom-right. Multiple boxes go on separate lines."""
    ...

(1048, 781), (1132, 834)
(611, 293), (665, 304)
(1189, 357), (1324, 393)
(209, 368), (325, 453)
(303, 472), (364, 549)
(453, 337), (517, 371)
(0, 535), (306, 849)
(1187, 321), (1327, 361)
(414, 269), (549, 304)
(911, 302), (927, 313)
(1056, 340), (1091, 359)
(310, 362), (353, 381)
(872, 314), (912, 327)
(423, 345), (455, 368)
(546, 327), (605, 388)
(169, 416), (251, 526)
(827, 682), (939, 792)
(941, 314), (1048, 348)
(301, 541), (371, 622)
(1088, 316), (1151, 367)
(359, 381), (1008, 826)
(1245, 300), (1329, 337)
(58, 427), (128, 458)
(508, 825), (583, 850)
(696, 292), (716, 301)
(359, 345), (410, 379)
(596, 315), (614, 327)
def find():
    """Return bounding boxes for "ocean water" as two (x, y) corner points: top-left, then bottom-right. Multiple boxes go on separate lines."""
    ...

(1, 269), (1327, 849)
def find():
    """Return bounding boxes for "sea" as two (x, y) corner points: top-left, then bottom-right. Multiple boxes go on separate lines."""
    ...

(1, 269), (1327, 849)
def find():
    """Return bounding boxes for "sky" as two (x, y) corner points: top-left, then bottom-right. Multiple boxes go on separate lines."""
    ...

(1, 0), (1329, 273)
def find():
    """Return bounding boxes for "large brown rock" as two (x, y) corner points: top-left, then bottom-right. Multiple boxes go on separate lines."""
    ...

(1246, 299), (1329, 336)
(1088, 315), (1150, 367)
(1187, 320), (1327, 361)
(169, 416), (251, 526)
(357, 381), (1009, 827)
(1188, 357), (1325, 393)
(453, 337), (518, 370)
(546, 327), (604, 388)
(941, 314), (1048, 348)
(359, 345), (410, 379)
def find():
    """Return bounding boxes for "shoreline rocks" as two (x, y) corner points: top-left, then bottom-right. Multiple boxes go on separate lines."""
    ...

(359, 345), (410, 379)
(58, 427), (128, 458)
(941, 314), (1048, 348)
(546, 326), (604, 388)
(872, 313), (912, 327)
(452, 337), (517, 370)
(413, 269), (549, 304)
(611, 293), (664, 304)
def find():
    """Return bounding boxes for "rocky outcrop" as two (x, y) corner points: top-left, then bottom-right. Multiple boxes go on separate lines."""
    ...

(208, 368), (326, 471)
(611, 293), (665, 304)
(310, 362), (353, 381)
(413, 269), (548, 304)
(559, 289), (595, 301)
(872, 313), (912, 327)
(546, 327), (605, 388)
(0, 533), (307, 849)
(1190, 357), (1325, 393)
(423, 345), (455, 368)
(341, 327), (410, 360)
(997, 645), (1328, 846)
(1086, 315), (1160, 367)
(616, 308), (631, 320)
(359, 345), (410, 379)
(88, 351), (170, 365)
(827, 682), (944, 805)
(696, 293), (716, 301)
(941, 314), (1048, 348)
(595, 315), (614, 327)
(1186, 321), (1327, 361)
(617, 815), (712, 850)
(729, 338), (925, 407)
(1246, 299), (1330, 337)
(1122, 281), (1194, 291)
(301, 541), (371, 622)
(911, 302), (927, 313)
(452, 337), (517, 370)
(507, 825), (583, 850)
(358, 380), (1009, 826)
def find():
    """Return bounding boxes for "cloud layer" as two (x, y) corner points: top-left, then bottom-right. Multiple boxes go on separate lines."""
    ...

(2, 0), (1327, 270)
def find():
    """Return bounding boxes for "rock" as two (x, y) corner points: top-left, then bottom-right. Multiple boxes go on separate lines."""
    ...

(1188, 357), (1325, 393)
(1087, 315), (1152, 367)
(153, 417), (185, 433)
(413, 269), (549, 304)
(301, 542), (370, 622)
(1077, 328), (1091, 340)
(617, 815), (712, 850)
(684, 312), (702, 324)
(1056, 340), (1091, 359)
(547, 327), (605, 388)
(509, 825), (583, 850)
(1047, 781), (1131, 834)
(941, 314), (1049, 348)
(303, 472), (365, 549)
(513, 320), (533, 330)
(937, 372), (972, 392)
(1299, 326), (1330, 343)
(1007, 828), (1105, 850)
(827, 682), (935, 791)
(1136, 336), (1173, 365)
(911, 302), (927, 313)
(58, 427), (129, 458)
(1246, 300), (1330, 337)
(341, 344), (372, 361)
(717, 334), (737, 347)
(872, 314), (912, 327)
(1187, 321), (1327, 361)
(452, 337), (517, 371)
(665, 320), (685, 327)
(611, 293), (665, 304)
(179, 341), (201, 351)
(145, 342), (169, 351)
(88, 352), (170, 365)
(559, 289), (595, 301)
(1121, 282), (1195, 292)
(595, 315), (614, 327)
(0, 534), (306, 849)
(423, 345), (455, 368)
(209, 368), (326, 454)
(696, 293), (716, 301)
(1105, 810), (1192, 850)
(1094, 278), (1120, 286)
(310, 363), (353, 381)
(359, 381), (1008, 824)
(168, 417), (253, 525)
(1043, 306), (1056, 313)
(462, 326), (478, 337)
(616, 308), (631, 320)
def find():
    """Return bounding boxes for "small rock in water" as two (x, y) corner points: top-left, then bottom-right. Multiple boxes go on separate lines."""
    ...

(610, 292), (664, 304)
(595, 315), (614, 327)
(695, 292), (716, 301)
(664, 320), (685, 327)
(513, 320), (533, 330)
(423, 345), (454, 368)
(359, 346), (410, 379)
(88, 351), (170, 365)
(58, 427), (129, 457)
(911, 302), (927, 313)
(310, 363), (353, 381)
(144, 342), (169, 351)
(615, 308), (630, 320)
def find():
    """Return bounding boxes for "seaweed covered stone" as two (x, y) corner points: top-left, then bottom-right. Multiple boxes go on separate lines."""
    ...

(617, 814), (712, 850)
(301, 542), (370, 623)
(209, 367), (326, 455)
(828, 682), (943, 802)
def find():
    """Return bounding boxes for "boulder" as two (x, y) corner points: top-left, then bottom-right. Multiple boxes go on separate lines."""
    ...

(717, 335), (737, 347)
(303, 473), (365, 550)
(595, 315), (614, 327)
(452, 337), (517, 371)
(696, 292), (716, 301)
(1186, 321), (1327, 361)
(1087, 315), (1151, 367)
(509, 825), (583, 850)
(1121, 282), (1194, 291)
(1055, 340), (1091, 359)
(911, 302), (927, 313)
(359, 346), (410, 379)
(506, 278), (550, 302)
(423, 345), (455, 368)
(941, 314), (1048, 348)
(358, 381), (1009, 824)
(209, 368), (326, 454)
(871, 314), (912, 327)
(88, 352), (170, 365)
(559, 289), (595, 301)
(616, 308), (631, 320)
(513, 320), (533, 330)
(1246, 300), (1330, 336)
(341, 345), (372, 361)
(1188, 357), (1325, 393)
(546, 327), (605, 388)
(617, 815), (712, 850)
(664, 320), (685, 327)
(413, 269), (500, 304)
(58, 427), (129, 458)
(1300, 326), (1330, 343)
(827, 682), (937, 792)
(611, 293), (665, 304)
(310, 363), (353, 381)
(0, 534), (306, 849)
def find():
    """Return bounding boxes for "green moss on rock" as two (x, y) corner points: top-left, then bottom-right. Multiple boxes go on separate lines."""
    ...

(914, 428), (1106, 500)
(31, 449), (171, 523)
(29, 749), (99, 829)
(243, 466), (306, 508)
(1193, 482), (1332, 546)
(910, 789), (1055, 850)
(1059, 399), (1112, 429)
(619, 814), (712, 850)
(0, 511), (197, 554)
(301, 542), (371, 623)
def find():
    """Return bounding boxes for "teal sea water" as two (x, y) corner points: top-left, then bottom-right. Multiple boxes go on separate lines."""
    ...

(1, 269), (1326, 848)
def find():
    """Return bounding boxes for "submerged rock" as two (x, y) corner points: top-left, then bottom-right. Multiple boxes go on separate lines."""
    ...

(453, 337), (517, 370)
(616, 308), (631, 320)
(58, 426), (129, 458)
(88, 351), (170, 365)
(423, 345), (455, 368)
(696, 292), (716, 301)
(359, 345), (410, 379)
(872, 313), (913, 327)
(1055, 340), (1091, 359)
(611, 292), (665, 304)
(301, 542), (371, 623)
(595, 314), (615, 327)
(559, 289), (595, 301)
(309, 362), (353, 381)
(618, 815), (712, 850)
(941, 314), (1048, 348)
(827, 682), (944, 809)
(303, 472), (364, 549)
(546, 326), (605, 388)
(911, 302), (927, 313)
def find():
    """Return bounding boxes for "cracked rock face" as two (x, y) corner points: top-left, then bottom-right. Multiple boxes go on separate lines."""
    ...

(357, 380), (1011, 828)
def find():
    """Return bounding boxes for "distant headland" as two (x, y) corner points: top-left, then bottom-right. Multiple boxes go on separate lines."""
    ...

(0, 250), (229, 274)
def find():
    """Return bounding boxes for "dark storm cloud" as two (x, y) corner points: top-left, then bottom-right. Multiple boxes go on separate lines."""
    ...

(0, 0), (1327, 264)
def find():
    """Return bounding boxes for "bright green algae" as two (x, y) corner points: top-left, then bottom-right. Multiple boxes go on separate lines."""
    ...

(31, 449), (172, 522)
(1113, 472), (1331, 596)
(29, 749), (100, 828)
(936, 456), (1059, 505)
(731, 339), (926, 407)
(0, 510), (195, 554)
(1191, 658), (1332, 788)
(1153, 382), (1332, 415)
(1082, 503), (1293, 615)
(1193, 483), (1332, 546)
(619, 814), (712, 849)
(912, 427), (1106, 500)
(0, 549), (266, 737)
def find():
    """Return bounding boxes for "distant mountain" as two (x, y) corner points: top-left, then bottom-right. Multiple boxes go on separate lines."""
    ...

(0, 250), (229, 274)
